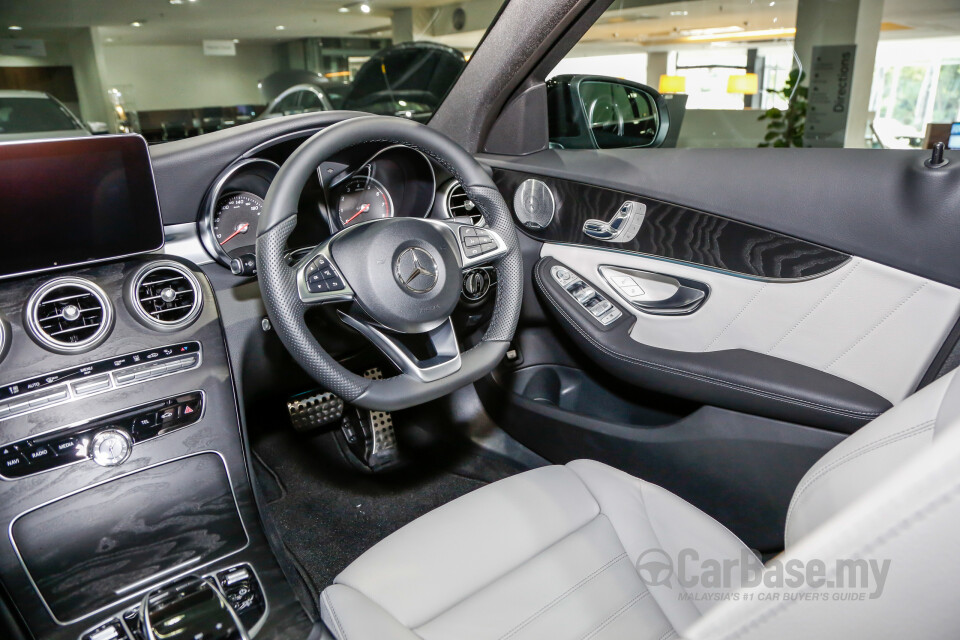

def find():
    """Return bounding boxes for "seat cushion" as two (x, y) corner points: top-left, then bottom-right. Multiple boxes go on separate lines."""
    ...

(320, 460), (756, 640)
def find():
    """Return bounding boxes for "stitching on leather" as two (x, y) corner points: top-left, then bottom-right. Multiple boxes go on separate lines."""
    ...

(705, 283), (767, 350)
(414, 515), (606, 630)
(716, 464), (960, 640)
(579, 591), (648, 640)
(498, 553), (629, 640)
(784, 419), (935, 539)
(322, 590), (349, 640)
(825, 281), (927, 371)
(766, 260), (861, 354)
(656, 628), (679, 640)
(534, 266), (881, 420)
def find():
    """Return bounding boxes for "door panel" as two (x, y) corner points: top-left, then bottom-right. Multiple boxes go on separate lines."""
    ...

(481, 149), (960, 289)
(542, 244), (960, 405)
(475, 148), (960, 550)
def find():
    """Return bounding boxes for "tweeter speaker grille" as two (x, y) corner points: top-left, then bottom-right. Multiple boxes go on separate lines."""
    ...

(513, 178), (556, 229)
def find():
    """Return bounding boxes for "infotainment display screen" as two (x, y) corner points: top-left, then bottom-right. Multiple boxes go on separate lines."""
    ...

(0, 135), (164, 278)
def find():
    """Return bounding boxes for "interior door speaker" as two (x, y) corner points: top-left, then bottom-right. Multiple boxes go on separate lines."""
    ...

(513, 178), (556, 229)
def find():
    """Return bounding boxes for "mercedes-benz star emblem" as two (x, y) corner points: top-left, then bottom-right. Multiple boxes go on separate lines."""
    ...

(395, 247), (438, 293)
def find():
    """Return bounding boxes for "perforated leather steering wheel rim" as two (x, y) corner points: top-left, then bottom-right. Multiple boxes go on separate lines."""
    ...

(255, 116), (522, 411)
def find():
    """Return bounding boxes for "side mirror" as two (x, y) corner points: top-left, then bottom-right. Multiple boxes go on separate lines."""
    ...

(547, 75), (669, 149)
(87, 121), (109, 134)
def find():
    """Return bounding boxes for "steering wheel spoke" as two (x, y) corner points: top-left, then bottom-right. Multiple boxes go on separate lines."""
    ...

(256, 116), (520, 411)
(339, 312), (462, 382)
(440, 219), (509, 270)
(294, 240), (355, 306)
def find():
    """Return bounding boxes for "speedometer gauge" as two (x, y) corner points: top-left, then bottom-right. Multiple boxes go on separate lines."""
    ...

(213, 192), (263, 253)
(337, 176), (393, 227)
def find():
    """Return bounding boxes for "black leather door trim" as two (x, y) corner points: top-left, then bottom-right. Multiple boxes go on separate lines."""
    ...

(494, 168), (850, 281)
(480, 149), (960, 289)
(535, 256), (891, 433)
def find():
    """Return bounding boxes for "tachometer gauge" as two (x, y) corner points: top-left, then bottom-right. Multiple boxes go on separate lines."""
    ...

(337, 176), (393, 228)
(213, 192), (263, 252)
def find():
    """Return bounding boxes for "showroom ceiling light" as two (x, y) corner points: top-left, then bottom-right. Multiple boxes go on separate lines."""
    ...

(275, 25), (285, 30)
(683, 27), (795, 42)
(131, 21), (144, 27)
(169, 0), (183, 4)
(360, 3), (371, 13)
(338, 6), (349, 12)
(8, 25), (23, 31)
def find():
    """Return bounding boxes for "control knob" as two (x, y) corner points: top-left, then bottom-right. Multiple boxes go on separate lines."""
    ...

(90, 429), (132, 467)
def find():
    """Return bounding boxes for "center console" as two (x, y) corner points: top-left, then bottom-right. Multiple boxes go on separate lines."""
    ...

(0, 257), (311, 640)
(0, 136), (312, 640)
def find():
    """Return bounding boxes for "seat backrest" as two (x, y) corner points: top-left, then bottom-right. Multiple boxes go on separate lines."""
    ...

(686, 367), (960, 639)
(784, 368), (960, 547)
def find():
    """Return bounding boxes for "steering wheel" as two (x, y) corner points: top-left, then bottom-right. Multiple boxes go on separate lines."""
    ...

(256, 116), (522, 411)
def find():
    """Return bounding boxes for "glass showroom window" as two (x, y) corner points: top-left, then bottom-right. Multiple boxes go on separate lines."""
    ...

(548, 0), (960, 150)
(0, 1), (503, 142)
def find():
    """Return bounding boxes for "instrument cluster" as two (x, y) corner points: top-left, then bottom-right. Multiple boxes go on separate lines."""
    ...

(199, 144), (442, 270)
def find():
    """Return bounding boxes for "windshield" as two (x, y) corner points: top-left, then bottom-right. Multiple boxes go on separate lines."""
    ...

(0, 1), (504, 142)
(0, 97), (82, 134)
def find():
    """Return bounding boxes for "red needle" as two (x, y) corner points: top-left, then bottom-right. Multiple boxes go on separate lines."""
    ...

(219, 222), (250, 246)
(343, 203), (371, 225)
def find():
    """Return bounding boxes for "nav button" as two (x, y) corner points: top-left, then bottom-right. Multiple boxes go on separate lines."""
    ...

(1, 449), (25, 474)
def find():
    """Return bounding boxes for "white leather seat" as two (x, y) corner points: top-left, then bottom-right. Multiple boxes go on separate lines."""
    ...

(320, 369), (960, 640)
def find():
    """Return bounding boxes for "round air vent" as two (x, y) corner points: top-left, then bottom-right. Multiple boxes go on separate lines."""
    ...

(128, 261), (203, 331)
(445, 183), (485, 227)
(25, 278), (113, 354)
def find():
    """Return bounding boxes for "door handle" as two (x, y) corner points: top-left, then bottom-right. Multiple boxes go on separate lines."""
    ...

(582, 201), (646, 243)
(600, 266), (709, 316)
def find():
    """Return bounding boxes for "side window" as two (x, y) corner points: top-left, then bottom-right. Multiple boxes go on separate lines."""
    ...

(547, 0), (960, 150)
(298, 90), (326, 111)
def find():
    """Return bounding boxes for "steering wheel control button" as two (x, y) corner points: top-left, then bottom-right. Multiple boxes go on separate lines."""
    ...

(90, 429), (132, 467)
(305, 256), (346, 293)
(459, 225), (501, 259)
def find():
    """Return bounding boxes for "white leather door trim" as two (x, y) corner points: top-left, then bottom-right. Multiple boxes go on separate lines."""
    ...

(541, 244), (960, 403)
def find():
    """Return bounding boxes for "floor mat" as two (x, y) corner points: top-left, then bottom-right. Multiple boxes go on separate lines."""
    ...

(252, 427), (498, 603)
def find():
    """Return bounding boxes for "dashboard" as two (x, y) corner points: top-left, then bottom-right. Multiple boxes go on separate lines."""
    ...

(0, 115), (497, 640)
(197, 141), (473, 270)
